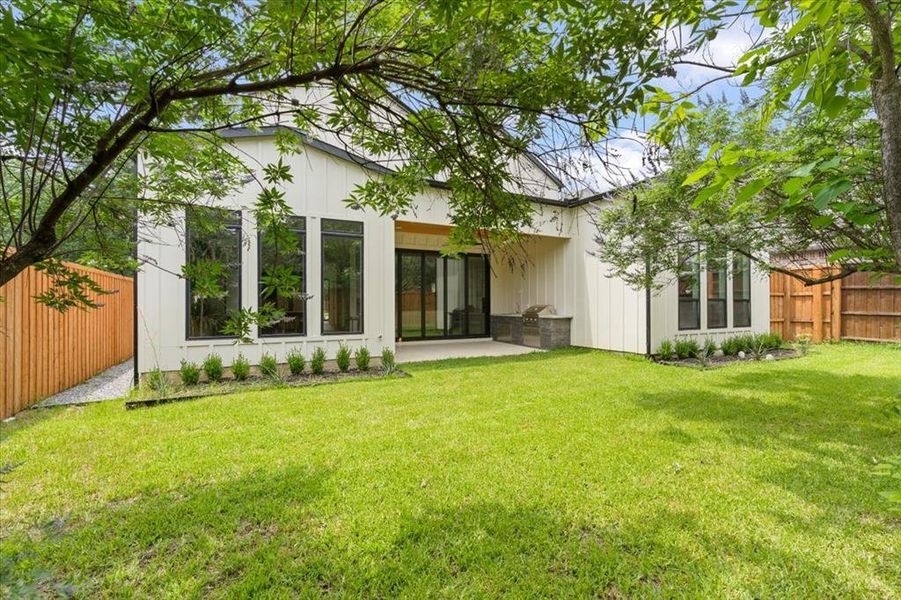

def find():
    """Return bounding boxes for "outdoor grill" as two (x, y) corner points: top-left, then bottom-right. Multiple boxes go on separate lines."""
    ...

(521, 304), (556, 347)
(491, 304), (571, 350)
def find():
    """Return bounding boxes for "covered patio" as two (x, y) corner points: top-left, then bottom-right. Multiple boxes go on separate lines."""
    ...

(395, 338), (541, 363)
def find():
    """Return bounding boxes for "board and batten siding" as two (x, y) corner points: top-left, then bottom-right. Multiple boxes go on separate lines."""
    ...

(648, 256), (770, 352)
(137, 139), (396, 373)
(137, 133), (770, 373)
(490, 205), (647, 354)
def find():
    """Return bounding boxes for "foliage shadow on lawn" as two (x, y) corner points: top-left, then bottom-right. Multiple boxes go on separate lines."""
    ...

(2, 490), (865, 597)
(632, 368), (899, 512)
(2, 464), (331, 597)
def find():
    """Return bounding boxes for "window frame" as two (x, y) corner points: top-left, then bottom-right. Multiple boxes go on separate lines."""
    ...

(732, 254), (752, 328)
(677, 246), (701, 331)
(706, 251), (728, 329)
(257, 216), (307, 338)
(184, 209), (242, 341)
(321, 218), (364, 335)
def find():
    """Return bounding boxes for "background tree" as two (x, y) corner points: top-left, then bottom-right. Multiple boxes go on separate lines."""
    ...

(1, 0), (718, 313)
(596, 98), (890, 287)
(602, 0), (900, 285)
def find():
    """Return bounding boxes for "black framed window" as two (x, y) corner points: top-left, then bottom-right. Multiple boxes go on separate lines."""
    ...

(185, 208), (241, 338)
(706, 251), (728, 328)
(466, 255), (488, 335)
(733, 254), (752, 327)
(259, 216), (306, 336)
(322, 219), (363, 334)
(677, 247), (700, 330)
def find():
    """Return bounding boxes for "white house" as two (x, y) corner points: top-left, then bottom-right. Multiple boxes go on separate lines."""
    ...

(136, 124), (770, 375)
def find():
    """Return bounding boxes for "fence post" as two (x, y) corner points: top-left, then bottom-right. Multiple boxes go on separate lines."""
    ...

(830, 274), (842, 340)
(783, 273), (794, 341)
(811, 268), (823, 342)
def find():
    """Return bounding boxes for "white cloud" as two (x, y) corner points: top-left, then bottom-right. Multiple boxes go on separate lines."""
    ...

(561, 133), (660, 194)
(658, 15), (770, 92)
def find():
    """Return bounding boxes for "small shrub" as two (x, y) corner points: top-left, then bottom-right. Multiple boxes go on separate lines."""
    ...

(696, 343), (714, 368)
(286, 348), (306, 375)
(722, 334), (757, 355)
(795, 333), (812, 356)
(381, 348), (396, 373)
(657, 339), (674, 360)
(260, 352), (279, 378)
(179, 360), (200, 386)
(742, 332), (783, 360)
(761, 332), (784, 350)
(674, 338), (700, 359)
(232, 353), (251, 381)
(203, 353), (223, 382)
(310, 347), (326, 375)
(336, 344), (351, 372)
(748, 336), (770, 361)
(702, 337), (718, 356)
(736, 334), (756, 353)
(144, 367), (167, 392)
(721, 336), (740, 356)
(354, 347), (371, 371)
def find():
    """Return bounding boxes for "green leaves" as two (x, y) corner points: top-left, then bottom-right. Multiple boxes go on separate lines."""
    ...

(812, 178), (852, 210)
(32, 260), (111, 312)
(682, 162), (714, 186)
(182, 260), (228, 302)
(782, 177), (807, 195)
(735, 178), (772, 203)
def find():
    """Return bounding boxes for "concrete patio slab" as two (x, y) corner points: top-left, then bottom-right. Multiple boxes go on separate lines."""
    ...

(396, 338), (541, 363)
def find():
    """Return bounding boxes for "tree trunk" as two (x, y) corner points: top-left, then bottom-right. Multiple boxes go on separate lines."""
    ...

(873, 75), (901, 270)
(859, 0), (901, 271)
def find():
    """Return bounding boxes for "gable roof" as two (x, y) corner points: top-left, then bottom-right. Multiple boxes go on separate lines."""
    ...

(219, 125), (576, 206)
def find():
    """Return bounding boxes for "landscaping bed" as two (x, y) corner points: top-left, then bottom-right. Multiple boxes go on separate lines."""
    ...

(656, 347), (799, 368)
(654, 332), (805, 368)
(128, 367), (406, 409)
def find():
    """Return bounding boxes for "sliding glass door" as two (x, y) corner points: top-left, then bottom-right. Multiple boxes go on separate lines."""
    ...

(395, 250), (489, 340)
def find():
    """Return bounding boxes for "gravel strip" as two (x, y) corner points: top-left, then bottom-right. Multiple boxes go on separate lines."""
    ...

(35, 360), (134, 408)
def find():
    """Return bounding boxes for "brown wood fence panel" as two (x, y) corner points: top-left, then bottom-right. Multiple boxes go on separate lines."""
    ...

(840, 272), (901, 342)
(0, 263), (133, 419)
(770, 269), (900, 342)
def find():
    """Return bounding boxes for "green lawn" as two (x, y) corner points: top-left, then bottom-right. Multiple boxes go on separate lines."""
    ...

(1, 344), (899, 598)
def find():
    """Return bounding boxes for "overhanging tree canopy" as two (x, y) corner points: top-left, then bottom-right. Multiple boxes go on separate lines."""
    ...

(0, 0), (717, 303)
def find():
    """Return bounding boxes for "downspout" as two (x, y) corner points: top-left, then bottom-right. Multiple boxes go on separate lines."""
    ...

(132, 157), (139, 387)
(645, 258), (652, 357)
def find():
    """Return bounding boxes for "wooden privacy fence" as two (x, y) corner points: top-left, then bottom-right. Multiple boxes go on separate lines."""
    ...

(770, 269), (901, 342)
(1, 263), (133, 419)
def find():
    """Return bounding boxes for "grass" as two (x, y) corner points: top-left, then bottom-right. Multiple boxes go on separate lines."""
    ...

(1, 343), (899, 598)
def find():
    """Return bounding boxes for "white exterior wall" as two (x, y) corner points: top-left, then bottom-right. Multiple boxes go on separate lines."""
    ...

(137, 134), (771, 374)
(648, 257), (771, 351)
(138, 138), (397, 373)
(490, 204), (647, 354)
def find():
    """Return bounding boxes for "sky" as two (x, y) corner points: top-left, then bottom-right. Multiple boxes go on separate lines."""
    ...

(575, 13), (770, 194)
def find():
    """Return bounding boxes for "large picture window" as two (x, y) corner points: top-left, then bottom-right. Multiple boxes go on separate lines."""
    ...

(706, 251), (728, 328)
(185, 209), (241, 338)
(322, 219), (363, 334)
(259, 216), (306, 336)
(677, 247), (700, 330)
(733, 255), (752, 327)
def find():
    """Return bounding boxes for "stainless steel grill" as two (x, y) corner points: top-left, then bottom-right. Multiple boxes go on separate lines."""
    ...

(521, 304), (555, 347)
